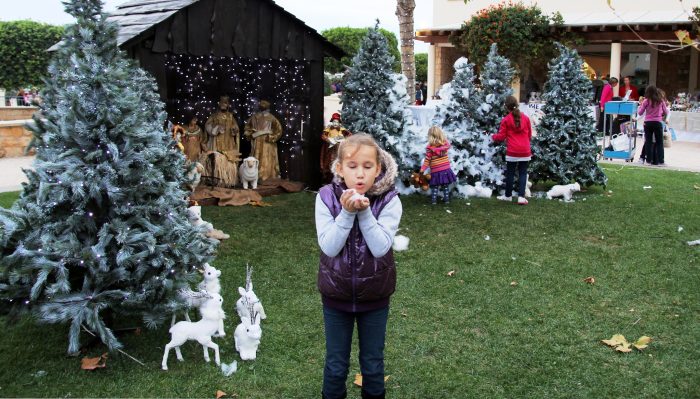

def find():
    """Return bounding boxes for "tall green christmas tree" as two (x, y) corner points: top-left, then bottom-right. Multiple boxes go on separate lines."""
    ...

(475, 44), (514, 177)
(340, 21), (411, 169)
(530, 44), (607, 186)
(433, 57), (503, 189)
(0, 0), (216, 353)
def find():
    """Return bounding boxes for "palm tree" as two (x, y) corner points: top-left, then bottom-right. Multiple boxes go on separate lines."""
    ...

(396, 0), (416, 102)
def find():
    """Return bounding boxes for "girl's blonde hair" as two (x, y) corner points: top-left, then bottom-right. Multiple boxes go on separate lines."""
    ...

(335, 133), (381, 165)
(428, 126), (447, 147)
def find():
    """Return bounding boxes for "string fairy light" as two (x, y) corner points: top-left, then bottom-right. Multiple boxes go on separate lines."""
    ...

(164, 54), (312, 178)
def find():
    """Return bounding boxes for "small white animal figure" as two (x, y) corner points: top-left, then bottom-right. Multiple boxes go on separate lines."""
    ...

(188, 205), (214, 231)
(235, 265), (267, 322)
(464, 182), (492, 198)
(162, 293), (226, 370)
(546, 182), (581, 201)
(198, 263), (222, 295)
(239, 156), (260, 189)
(185, 162), (205, 192)
(234, 302), (263, 360)
(188, 206), (230, 240)
(525, 179), (533, 198)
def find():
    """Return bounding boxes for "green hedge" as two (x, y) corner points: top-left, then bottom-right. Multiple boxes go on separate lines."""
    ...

(0, 20), (64, 90)
(322, 26), (401, 73)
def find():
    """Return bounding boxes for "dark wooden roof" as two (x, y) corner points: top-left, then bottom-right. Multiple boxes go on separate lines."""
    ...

(113, 0), (345, 58)
(52, 0), (344, 60)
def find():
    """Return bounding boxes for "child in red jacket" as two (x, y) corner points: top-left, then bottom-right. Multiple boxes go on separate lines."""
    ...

(492, 96), (532, 205)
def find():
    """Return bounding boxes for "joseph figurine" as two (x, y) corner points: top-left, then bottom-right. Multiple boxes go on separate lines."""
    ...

(204, 95), (240, 187)
(244, 100), (283, 181)
(205, 95), (240, 162)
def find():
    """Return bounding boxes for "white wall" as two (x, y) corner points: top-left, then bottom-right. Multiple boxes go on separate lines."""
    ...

(433, 0), (699, 27)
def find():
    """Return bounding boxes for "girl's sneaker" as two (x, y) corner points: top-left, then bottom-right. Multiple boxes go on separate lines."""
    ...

(497, 195), (512, 202)
(517, 197), (529, 205)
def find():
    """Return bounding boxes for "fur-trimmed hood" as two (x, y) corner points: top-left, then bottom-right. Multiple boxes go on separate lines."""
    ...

(330, 148), (398, 197)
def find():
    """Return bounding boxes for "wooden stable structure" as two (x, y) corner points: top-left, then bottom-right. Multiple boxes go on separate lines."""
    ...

(101, 0), (343, 187)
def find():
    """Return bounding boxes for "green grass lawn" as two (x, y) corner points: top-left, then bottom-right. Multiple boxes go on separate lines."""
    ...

(1, 166), (699, 398)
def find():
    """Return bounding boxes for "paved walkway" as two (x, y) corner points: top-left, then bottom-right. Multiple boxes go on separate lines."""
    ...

(0, 139), (698, 194)
(0, 155), (33, 193)
(600, 139), (700, 172)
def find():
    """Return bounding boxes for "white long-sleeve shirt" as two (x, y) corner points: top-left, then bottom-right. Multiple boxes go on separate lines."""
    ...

(315, 194), (402, 258)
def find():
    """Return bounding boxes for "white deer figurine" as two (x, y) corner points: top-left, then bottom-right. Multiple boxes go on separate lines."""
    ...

(234, 301), (263, 360)
(236, 264), (266, 322)
(162, 293), (226, 371)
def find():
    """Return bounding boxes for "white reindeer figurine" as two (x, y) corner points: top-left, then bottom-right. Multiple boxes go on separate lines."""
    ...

(234, 301), (263, 360)
(236, 264), (267, 322)
(162, 293), (226, 371)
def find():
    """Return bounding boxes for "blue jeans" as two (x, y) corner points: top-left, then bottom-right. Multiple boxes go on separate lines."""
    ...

(505, 161), (529, 197)
(322, 305), (389, 399)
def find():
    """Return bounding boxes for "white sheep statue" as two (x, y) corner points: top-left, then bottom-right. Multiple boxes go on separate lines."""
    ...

(162, 293), (226, 370)
(234, 301), (263, 361)
(239, 156), (259, 189)
(236, 265), (267, 322)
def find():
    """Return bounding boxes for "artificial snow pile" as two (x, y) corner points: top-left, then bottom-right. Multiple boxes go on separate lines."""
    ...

(392, 235), (410, 251)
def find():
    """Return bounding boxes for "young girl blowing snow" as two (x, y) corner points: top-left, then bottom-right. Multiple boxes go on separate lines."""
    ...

(315, 133), (403, 399)
(492, 96), (532, 205)
(420, 126), (457, 204)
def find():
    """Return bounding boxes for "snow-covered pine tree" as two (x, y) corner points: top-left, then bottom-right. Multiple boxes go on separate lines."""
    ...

(433, 57), (503, 190)
(341, 21), (412, 179)
(475, 43), (515, 135)
(530, 43), (607, 186)
(475, 44), (515, 178)
(0, 0), (216, 353)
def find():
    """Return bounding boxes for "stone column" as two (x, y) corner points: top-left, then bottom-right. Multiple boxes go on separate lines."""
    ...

(610, 42), (622, 96)
(428, 44), (436, 102)
(649, 48), (658, 86)
(689, 49), (698, 92)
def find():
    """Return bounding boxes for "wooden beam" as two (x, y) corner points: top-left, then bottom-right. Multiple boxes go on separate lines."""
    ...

(415, 34), (450, 44)
(581, 30), (682, 42)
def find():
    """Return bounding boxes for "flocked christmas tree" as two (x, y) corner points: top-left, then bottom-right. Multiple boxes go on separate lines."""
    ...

(0, 0), (216, 353)
(341, 21), (413, 180)
(530, 44), (607, 186)
(433, 57), (503, 190)
(475, 43), (515, 178)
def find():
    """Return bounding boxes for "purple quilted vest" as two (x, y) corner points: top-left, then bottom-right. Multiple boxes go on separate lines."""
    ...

(317, 183), (398, 313)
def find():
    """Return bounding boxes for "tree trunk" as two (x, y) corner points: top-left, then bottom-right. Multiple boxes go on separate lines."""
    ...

(396, 0), (416, 103)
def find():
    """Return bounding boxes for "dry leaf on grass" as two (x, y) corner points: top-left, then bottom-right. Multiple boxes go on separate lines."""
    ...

(216, 390), (227, 399)
(353, 374), (390, 387)
(81, 353), (107, 370)
(583, 276), (595, 284)
(602, 334), (651, 352)
(447, 270), (455, 277)
(249, 200), (271, 207)
(510, 281), (518, 287)
(633, 336), (652, 350)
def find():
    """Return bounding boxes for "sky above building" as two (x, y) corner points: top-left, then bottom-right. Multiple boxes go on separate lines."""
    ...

(1, 0), (434, 53)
